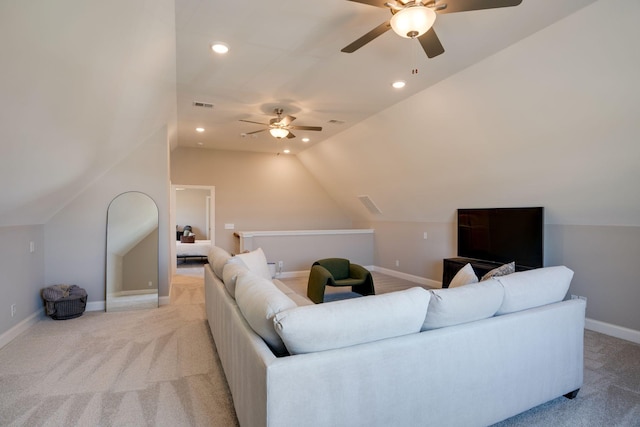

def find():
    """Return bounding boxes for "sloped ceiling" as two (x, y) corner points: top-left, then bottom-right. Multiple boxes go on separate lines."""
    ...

(298, 0), (640, 226)
(0, 1), (176, 226)
(174, 0), (597, 155)
(1, 0), (621, 228)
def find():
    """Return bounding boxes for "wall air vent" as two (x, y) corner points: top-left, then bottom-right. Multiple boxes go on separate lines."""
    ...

(193, 101), (214, 109)
(357, 195), (382, 215)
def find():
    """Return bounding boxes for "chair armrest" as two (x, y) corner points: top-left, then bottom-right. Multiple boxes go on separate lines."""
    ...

(349, 263), (370, 280)
(307, 265), (335, 303)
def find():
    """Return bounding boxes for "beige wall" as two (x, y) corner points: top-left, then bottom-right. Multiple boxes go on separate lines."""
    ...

(171, 148), (352, 252)
(123, 229), (159, 292)
(45, 127), (171, 304)
(0, 225), (45, 344)
(175, 188), (209, 239)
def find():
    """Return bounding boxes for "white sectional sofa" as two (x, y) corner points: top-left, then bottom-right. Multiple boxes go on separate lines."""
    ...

(204, 247), (585, 427)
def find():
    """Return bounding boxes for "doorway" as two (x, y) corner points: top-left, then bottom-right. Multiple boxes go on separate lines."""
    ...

(170, 184), (215, 275)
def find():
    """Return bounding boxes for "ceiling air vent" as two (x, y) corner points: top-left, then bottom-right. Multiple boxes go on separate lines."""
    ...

(328, 119), (345, 125)
(358, 195), (382, 215)
(192, 101), (214, 109)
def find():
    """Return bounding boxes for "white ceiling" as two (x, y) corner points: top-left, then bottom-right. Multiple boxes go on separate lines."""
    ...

(175, 0), (597, 154)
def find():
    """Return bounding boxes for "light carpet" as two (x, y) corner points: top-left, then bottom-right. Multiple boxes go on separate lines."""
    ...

(1, 269), (638, 426)
(0, 271), (238, 426)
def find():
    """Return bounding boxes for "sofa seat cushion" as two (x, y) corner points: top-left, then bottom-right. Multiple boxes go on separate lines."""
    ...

(422, 279), (504, 331)
(273, 287), (430, 355)
(235, 271), (297, 356)
(495, 266), (574, 315)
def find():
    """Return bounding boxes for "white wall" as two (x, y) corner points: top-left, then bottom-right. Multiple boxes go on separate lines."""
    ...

(299, 0), (640, 332)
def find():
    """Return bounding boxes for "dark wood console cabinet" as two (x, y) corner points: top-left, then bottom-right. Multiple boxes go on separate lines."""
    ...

(442, 257), (535, 288)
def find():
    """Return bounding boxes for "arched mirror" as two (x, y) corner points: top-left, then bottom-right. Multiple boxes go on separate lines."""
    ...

(106, 192), (159, 312)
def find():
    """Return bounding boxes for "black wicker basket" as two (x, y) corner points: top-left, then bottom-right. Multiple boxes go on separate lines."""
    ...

(42, 284), (87, 320)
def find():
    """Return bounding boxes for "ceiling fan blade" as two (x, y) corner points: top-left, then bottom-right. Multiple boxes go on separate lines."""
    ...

(346, 0), (388, 7)
(239, 119), (270, 126)
(436, 0), (522, 14)
(341, 21), (391, 53)
(289, 125), (322, 131)
(279, 115), (296, 126)
(418, 27), (445, 58)
(286, 132), (296, 139)
(245, 129), (267, 135)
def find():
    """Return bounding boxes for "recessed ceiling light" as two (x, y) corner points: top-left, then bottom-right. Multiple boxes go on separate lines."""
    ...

(197, 142), (204, 146)
(301, 137), (310, 143)
(211, 42), (229, 54)
(283, 149), (291, 154)
(392, 80), (406, 89)
(195, 127), (205, 132)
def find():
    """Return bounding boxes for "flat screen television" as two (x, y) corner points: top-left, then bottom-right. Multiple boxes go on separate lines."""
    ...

(457, 207), (544, 269)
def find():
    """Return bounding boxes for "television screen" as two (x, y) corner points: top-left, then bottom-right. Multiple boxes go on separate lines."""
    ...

(457, 207), (544, 268)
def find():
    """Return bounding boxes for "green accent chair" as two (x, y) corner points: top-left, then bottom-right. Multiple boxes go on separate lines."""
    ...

(307, 258), (375, 304)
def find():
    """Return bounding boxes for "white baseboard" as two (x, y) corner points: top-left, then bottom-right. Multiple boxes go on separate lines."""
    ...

(585, 318), (640, 345)
(274, 270), (308, 279)
(0, 311), (42, 349)
(86, 301), (105, 312)
(371, 266), (441, 289)
(87, 297), (171, 310)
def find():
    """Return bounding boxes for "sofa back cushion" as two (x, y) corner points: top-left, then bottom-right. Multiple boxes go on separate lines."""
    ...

(235, 271), (297, 356)
(208, 246), (232, 279)
(274, 287), (430, 355)
(222, 258), (249, 298)
(495, 266), (574, 315)
(422, 279), (504, 331)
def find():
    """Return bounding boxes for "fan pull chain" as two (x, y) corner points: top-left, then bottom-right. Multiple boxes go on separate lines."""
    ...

(410, 37), (419, 76)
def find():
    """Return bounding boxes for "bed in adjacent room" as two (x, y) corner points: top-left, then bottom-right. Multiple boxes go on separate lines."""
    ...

(176, 239), (211, 263)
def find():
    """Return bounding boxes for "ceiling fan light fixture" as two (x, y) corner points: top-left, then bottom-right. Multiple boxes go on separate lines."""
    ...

(269, 128), (289, 139)
(390, 5), (436, 39)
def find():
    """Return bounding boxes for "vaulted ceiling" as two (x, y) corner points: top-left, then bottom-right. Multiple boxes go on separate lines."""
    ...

(175, 0), (597, 154)
(0, 0), (601, 226)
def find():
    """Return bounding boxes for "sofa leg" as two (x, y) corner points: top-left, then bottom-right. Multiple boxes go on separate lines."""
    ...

(564, 389), (580, 399)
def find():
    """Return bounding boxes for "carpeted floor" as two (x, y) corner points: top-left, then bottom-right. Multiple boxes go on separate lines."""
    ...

(1, 268), (638, 426)
(0, 270), (238, 427)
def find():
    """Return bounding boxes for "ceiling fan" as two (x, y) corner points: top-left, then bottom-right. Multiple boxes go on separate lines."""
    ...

(240, 108), (323, 139)
(341, 0), (523, 58)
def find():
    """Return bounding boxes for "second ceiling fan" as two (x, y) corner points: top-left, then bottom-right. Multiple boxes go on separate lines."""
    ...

(240, 108), (323, 139)
(342, 0), (523, 58)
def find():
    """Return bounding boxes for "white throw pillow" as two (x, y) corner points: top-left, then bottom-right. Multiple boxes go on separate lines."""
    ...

(449, 263), (478, 288)
(494, 266), (574, 315)
(235, 271), (296, 356)
(235, 248), (272, 280)
(274, 287), (430, 355)
(222, 258), (248, 298)
(208, 246), (232, 279)
(422, 279), (504, 331)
